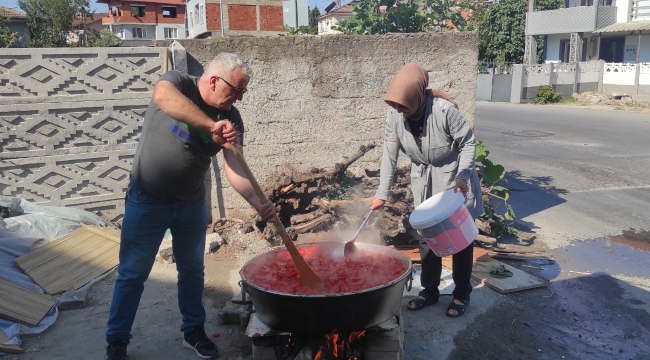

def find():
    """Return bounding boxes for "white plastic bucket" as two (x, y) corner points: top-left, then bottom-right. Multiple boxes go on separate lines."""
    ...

(408, 189), (479, 257)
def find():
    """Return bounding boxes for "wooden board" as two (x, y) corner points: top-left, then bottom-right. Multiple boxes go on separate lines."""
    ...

(388, 246), (491, 266)
(0, 278), (56, 327)
(441, 247), (491, 269)
(0, 329), (24, 354)
(0, 329), (23, 354)
(15, 225), (120, 295)
(471, 258), (549, 294)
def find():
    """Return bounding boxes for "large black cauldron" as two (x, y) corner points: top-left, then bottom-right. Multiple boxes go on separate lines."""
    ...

(239, 241), (414, 335)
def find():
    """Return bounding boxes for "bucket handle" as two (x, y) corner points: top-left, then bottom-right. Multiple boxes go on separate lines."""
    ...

(238, 280), (248, 303)
(405, 268), (416, 292)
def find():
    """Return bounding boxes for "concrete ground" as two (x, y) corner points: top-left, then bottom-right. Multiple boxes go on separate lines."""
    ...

(4, 102), (650, 360)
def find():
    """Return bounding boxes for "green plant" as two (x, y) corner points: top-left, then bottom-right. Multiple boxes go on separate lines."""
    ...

(282, 25), (309, 35)
(478, 0), (563, 64)
(18, 0), (94, 47)
(88, 29), (121, 47)
(536, 85), (562, 104)
(0, 15), (21, 48)
(561, 96), (578, 104)
(475, 140), (517, 238)
(316, 179), (356, 200)
(334, 0), (473, 35)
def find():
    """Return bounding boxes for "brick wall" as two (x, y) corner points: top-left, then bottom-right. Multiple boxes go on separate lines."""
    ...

(228, 5), (257, 31)
(157, 4), (185, 24)
(259, 5), (282, 31)
(206, 3), (222, 31)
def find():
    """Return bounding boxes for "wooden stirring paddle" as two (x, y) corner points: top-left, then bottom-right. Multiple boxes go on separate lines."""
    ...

(227, 144), (325, 289)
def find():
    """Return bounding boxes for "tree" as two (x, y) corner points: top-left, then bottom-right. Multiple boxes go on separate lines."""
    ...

(0, 15), (21, 48)
(88, 29), (121, 47)
(281, 6), (320, 35)
(335, 0), (472, 35)
(308, 6), (320, 34)
(478, 0), (562, 64)
(17, 0), (94, 47)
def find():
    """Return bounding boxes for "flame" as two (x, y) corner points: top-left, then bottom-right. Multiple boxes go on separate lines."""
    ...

(314, 330), (366, 360)
(285, 334), (294, 351)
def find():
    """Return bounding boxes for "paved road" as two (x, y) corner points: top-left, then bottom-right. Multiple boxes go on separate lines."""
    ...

(475, 102), (650, 247)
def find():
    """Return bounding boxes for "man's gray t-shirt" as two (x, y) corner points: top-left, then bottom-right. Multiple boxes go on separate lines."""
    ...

(130, 70), (244, 204)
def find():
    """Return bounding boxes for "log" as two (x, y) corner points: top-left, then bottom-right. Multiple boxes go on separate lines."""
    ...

(489, 247), (548, 254)
(291, 144), (376, 184)
(319, 198), (372, 211)
(290, 209), (328, 225)
(475, 219), (492, 235)
(476, 234), (497, 245)
(288, 214), (333, 234)
(488, 252), (555, 263)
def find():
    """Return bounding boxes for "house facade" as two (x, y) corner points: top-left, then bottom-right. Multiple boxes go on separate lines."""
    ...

(98, 0), (186, 46)
(68, 12), (109, 45)
(317, 4), (352, 35)
(185, 0), (284, 38)
(525, 0), (650, 64)
(0, 6), (29, 47)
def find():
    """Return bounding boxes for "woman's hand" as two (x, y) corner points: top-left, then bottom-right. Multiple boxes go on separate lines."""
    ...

(453, 178), (469, 198)
(428, 89), (457, 106)
(369, 197), (386, 211)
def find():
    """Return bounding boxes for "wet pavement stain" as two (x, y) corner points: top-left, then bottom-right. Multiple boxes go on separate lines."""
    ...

(612, 228), (650, 252)
(548, 235), (650, 280)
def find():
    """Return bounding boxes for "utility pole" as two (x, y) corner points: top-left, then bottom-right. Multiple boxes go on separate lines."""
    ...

(294, 0), (298, 28)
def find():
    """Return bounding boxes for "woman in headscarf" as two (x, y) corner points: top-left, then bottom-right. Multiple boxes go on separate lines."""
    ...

(370, 63), (483, 318)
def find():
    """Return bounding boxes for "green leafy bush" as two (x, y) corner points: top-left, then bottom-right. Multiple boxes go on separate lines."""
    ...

(536, 85), (562, 104)
(476, 140), (517, 238)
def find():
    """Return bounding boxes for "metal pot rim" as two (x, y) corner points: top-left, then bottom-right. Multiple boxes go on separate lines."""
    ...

(239, 241), (413, 298)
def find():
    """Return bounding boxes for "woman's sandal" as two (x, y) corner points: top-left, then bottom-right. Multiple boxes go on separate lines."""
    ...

(407, 292), (439, 311)
(446, 299), (469, 318)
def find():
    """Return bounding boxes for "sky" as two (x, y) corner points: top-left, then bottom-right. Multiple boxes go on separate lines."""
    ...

(0, 0), (334, 14)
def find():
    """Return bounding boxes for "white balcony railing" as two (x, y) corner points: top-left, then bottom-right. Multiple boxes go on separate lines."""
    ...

(631, 0), (650, 21)
(525, 6), (617, 35)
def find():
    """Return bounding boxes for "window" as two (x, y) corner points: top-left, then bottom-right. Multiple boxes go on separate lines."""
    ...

(132, 27), (147, 39)
(162, 6), (177, 18)
(194, 5), (200, 25)
(199, 4), (205, 24)
(131, 5), (145, 17)
(112, 26), (124, 39)
(189, 11), (193, 27)
(164, 28), (178, 39)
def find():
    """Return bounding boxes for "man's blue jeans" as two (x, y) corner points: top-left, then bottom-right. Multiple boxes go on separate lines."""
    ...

(106, 182), (208, 345)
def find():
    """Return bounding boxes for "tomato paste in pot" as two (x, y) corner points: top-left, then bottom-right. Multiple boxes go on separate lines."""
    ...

(241, 242), (409, 295)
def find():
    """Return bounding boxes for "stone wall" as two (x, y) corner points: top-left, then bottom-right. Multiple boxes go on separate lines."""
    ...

(161, 32), (479, 221)
(0, 47), (167, 224)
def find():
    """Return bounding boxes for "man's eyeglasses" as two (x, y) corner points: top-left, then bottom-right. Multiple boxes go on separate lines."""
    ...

(218, 77), (248, 94)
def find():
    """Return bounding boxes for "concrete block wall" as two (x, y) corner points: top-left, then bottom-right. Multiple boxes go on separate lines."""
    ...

(160, 32), (478, 221)
(0, 47), (167, 224)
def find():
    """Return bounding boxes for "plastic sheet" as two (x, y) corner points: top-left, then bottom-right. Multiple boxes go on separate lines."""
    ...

(0, 196), (115, 356)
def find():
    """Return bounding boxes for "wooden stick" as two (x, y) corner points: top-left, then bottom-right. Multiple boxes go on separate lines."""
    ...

(80, 224), (121, 244)
(227, 145), (324, 289)
(162, 48), (169, 73)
